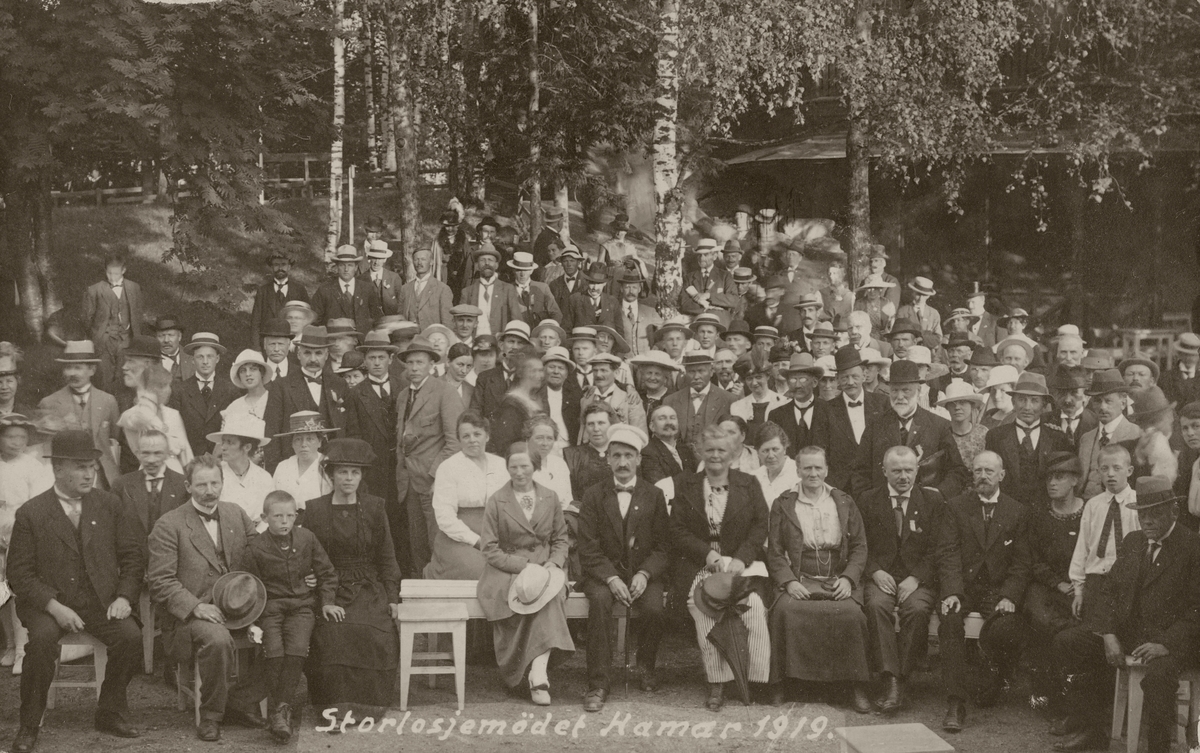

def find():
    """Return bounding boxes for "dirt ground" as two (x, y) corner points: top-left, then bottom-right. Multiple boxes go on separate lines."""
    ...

(0, 626), (1079, 753)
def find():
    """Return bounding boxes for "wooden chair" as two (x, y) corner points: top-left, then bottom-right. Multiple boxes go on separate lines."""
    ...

(397, 602), (468, 711)
(1111, 656), (1200, 753)
(139, 591), (158, 674)
(176, 634), (265, 726)
(47, 633), (106, 710)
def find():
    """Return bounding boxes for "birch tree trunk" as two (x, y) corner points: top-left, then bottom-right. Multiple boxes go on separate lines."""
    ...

(5, 172), (60, 340)
(460, 0), (485, 203)
(390, 23), (420, 259)
(377, 28), (397, 173)
(844, 1), (873, 287)
(526, 0), (542, 242)
(364, 20), (378, 172)
(652, 0), (682, 317)
(326, 0), (346, 258)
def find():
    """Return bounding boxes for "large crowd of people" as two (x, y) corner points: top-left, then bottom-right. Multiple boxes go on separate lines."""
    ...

(1, 201), (1199, 753)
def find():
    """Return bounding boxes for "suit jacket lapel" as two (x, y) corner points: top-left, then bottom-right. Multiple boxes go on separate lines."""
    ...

(50, 499), (81, 554)
(186, 510), (226, 573)
(967, 497), (988, 549)
(986, 498), (1012, 551)
(602, 484), (624, 542)
(1143, 532), (1176, 586)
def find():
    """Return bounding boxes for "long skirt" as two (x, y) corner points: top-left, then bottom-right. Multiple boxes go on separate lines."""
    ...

(424, 507), (486, 580)
(491, 589), (575, 688)
(686, 570), (770, 684)
(307, 575), (399, 709)
(769, 590), (871, 682)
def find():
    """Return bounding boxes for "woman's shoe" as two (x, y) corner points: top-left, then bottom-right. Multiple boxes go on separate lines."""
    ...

(12, 652), (24, 676)
(1, 647), (15, 668)
(705, 683), (724, 712)
(530, 682), (551, 706)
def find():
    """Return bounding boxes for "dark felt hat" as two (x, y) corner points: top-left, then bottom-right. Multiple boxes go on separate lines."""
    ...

(1044, 451), (1083, 477)
(323, 438), (378, 468)
(259, 319), (293, 340)
(1128, 475), (1179, 510)
(889, 360), (924, 385)
(834, 345), (864, 372)
(47, 430), (101, 461)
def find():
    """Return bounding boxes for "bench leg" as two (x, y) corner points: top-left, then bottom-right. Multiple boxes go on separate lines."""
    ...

(93, 644), (108, 702)
(615, 616), (627, 664)
(1127, 667), (1145, 753)
(141, 599), (155, 674)
(1112, 667), (1129, 740)
(194, 657), (202, 728)
(47, 660), (59, 710)
(453, 621), (466, 712)
(429, 633), (438, 690)
(399, 625), (414, 712)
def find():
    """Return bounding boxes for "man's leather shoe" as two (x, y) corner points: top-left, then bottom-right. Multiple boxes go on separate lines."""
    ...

(877, 675), (902, 714)
(583, 688), (608, 713)
(706, 682), (724, 712)
(225, 706), (270, 729)
(1052, 728), (1107, 751)
(942, 699), (966, 732)
(270, 703), (293, 743)
(12, 726), (38, 753)
(196, 720), (221, 742)
(1050, 716), (1084, 737)
(851, 684), (873, 715)
(638, 667), (659, 693)
(95, 711), (141, 738)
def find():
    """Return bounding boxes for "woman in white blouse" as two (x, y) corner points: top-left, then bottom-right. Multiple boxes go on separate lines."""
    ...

(753, 422), (798, 511)
(117, 364), (193, 473)
(425, 411), (510, 580)
(222, 349), (272, 422)
(271, 410), (334, 509)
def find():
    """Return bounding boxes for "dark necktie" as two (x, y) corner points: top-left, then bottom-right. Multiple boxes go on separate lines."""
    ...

(1099, 429), (1110, 448)
(148, 477), (162, 494)
(342, 285), (353, 307)
(520, 288), (531, 307)
(1146, 540), (1162, 567)
(377, 277), (385, 297)
(893, 496), (907, 537)
(982, 499), (996, 522)
(1020, 424), (1038, 453)
(199, 381), (211, 400)
(700, 272), (709, 291)
(899, 418), (911, 446)
(72, 390), (88, 411)
(1096, 496), (1123, 557)
(373, 379), (390, 399)
(482, 282), (492, 304)
(275, 283), (287, 300)
(405, 385), (418, 422)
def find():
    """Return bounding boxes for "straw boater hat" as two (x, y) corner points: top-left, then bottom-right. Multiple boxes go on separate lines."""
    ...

(228, 349), (269, 388)
(183, 332), (226, 356)
(508, 251), (539, 272)
(211, 572), (267, 630)
(690, 312), (727, 335)
(567, 326), (599, 345)
(908, 276), (936, 298)
(693, 238), (721, 254)
(508, 564), (568, 615)
(1175, 333), (1200, 357)
(273, 410), (337, 438)
(937, 380), (986, 407)
(628, 350), (683, 372)
(793, 292), (824, 312)
(207, 414), (269, 448)
(55, 341), (102, 364)
(856, 274), (896, 292)
(753, 326), (780, 343)
(653, 321), (694, 343)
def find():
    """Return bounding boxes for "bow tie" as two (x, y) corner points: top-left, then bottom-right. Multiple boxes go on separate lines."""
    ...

(110, 282), (123, 289)
(847, 400), (862, 408)
(615, 482), (636, 493)
(303, 373), (323, 385)
(275, 282), (287, 290)
(691, 391), (707, 400)
(195, 506), (219, 523)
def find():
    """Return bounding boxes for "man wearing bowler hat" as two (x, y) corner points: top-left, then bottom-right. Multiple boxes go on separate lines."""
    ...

(460, 243), (520, 337)
(259, 318), (298, 381)
(824, 346), (889, 492)
(148, 455), (268, 741)
(767, 352), (831, 454)
(38, 341), (122, 489)
(663, 352), (736, 447)
(563, 263), (621, 333)
(169, 333), (241, 458)
(8, 430), (145, 752)
(1049, 366), (1097, 447)
(852, 359), (970, 499)
(509, 251), (562, 326)
(533, 206), (567, 271)
(365, 240), (404, 315)
(311, 246), (384, 337)
(577, 424), (670, 712)
(251, 250), (310, 347)
(985, 372), (1074, 506)
(1160, 332), (1200, 406)
(1052, 476), (1200, 753)
(155, 317), (192, 382)
(262, 326), (349, 471)
(395, 335), (464, 576)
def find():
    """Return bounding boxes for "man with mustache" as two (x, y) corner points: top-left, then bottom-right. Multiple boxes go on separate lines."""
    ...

(640, 405), (696, 485)
(577, 425), (670, 712)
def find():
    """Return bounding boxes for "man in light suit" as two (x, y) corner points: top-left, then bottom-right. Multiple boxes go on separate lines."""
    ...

(311, 246), (385, 337)
(662, 353), (735, 448)
(395, 336), (465, 576)
(364, 241), (404, 316)
(37, 341), (122, 489)
(1077, 369), (1143, 498)
(168, 333), (241, 458)
(249, 250), (310, 347)
(578, 424), (670, 712)
(459, 244), (520, 337)
(111, 430), (188, 537)
(580, 353), (647, 437)
(678, 239), (740, 316)
(509, 251), (563, 326)
(7, 431), (146, 752)
(262, 326), (349, 471)
(83, 254), (144, 391)
(147, 455), (267, 741)
(399, 248), (453, 330)
(615, 268), (661, 356)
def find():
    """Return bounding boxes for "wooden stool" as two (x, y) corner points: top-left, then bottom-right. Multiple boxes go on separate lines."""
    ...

(139, 591), (158, 674)
(836, 722), (954, 752)
(176, 635), (264, 726)
(47, 633), (106, 710)
(397, 602), (468, 711)
(1111, 657), (1200, 753)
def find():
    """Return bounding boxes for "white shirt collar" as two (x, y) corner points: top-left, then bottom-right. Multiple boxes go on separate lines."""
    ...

(979, 489), (1000, 505)
(1101, 414), (1125, 435)
(887, 485), (910, 500)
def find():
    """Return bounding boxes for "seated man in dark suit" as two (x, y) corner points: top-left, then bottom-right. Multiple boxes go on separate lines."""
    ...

(1053, 475), (1200, 753)
(640, 405), (696, 484)
(110, 429), (188, 536)
(577, 424), (670, 713)
(859, 446), (958, 714)
(938, 451), (1031, 733)
(7, 431), (145, 752)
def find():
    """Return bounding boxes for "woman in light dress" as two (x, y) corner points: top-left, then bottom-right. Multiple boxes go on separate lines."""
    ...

(117, 364), (192, 473)
(222, 349), (272, 422)
(271, 411), (334, 510)
(753, 422), (798, 512)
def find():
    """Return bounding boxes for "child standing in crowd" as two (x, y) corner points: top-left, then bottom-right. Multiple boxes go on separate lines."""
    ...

(245, 491), (340, 743)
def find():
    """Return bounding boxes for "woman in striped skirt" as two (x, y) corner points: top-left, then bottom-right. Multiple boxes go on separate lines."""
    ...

(669, 425), (771, 711)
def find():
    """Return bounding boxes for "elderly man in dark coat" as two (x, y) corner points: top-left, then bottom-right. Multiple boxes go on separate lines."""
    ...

(7, 431), (145, 752)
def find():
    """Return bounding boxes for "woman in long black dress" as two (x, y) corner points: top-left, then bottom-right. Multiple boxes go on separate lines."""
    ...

(1022, 452), (1085, 716)
(304, 438), (402, 712)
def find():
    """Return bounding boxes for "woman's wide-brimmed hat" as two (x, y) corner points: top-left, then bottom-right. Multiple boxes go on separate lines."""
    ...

(274, 410), (338, 438)
(211, 572), (267, 630)
(937, 380), (986, 407)
(207, 414), (270, 448)
(229, 349), (270, 389)
(856, 274), (895, 292)
(507, 563), (568, 615)
(592, 325), (630, 356)
(322, 437), (378, 468)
